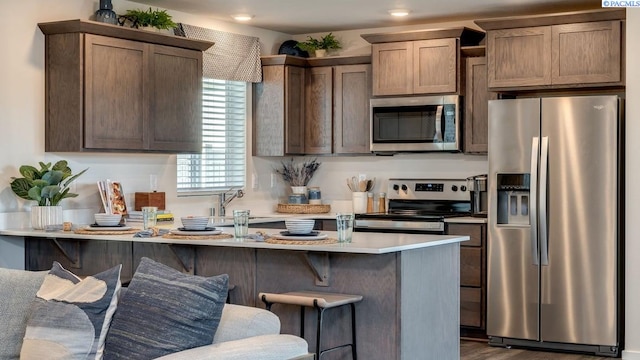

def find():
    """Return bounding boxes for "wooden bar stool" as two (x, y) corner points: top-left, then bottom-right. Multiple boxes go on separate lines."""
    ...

(260, 291), (362, 360)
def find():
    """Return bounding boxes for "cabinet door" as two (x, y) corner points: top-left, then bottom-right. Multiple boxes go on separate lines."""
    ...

(552, 20), (622, 85)
(371, 42), (413, 96)
(304, 67), (333, 154)
(148, 45), (203, 152)
(413, 38), (458, 94)
(487, 27), (552, 88)
(464, 57), (497, 154)
(84, 34), (147, 150)
(253, 66), (285, 156)
(334, 64), (372, 154)
(285, 66), (306, 154)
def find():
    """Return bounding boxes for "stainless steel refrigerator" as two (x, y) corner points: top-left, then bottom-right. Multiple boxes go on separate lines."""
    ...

(487, 96), (623, 357)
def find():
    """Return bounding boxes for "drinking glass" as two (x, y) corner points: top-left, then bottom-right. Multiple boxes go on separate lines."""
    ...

(233, 210), (250, 238)
(336, 213), (355, 243)
(142, 206), (157, 230)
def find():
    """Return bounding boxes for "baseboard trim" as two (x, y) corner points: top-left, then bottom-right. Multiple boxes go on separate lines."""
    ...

(623, 349), (640, 359)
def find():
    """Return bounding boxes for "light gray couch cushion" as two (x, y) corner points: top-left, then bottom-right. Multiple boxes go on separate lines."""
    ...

(0, 268), (46, 359)
(213, 303), (280, 343)
(154, 334), (310, 360)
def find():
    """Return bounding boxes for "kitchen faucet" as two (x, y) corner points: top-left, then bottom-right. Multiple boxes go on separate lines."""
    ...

(215, 187), (244, 218)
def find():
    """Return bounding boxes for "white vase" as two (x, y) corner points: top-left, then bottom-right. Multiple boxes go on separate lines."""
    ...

(314, 49), (327, 58)
(31, 205), (63, 230)
(291, 186), (308, 195)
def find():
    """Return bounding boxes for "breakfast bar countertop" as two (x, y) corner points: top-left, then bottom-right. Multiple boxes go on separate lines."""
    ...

(0, 227), (468, 254)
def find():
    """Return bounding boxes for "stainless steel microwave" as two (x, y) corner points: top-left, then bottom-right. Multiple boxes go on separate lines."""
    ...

(370, 95), (461, 153)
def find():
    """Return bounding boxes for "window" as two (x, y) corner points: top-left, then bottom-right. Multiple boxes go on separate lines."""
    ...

(177, 79), (246, 195)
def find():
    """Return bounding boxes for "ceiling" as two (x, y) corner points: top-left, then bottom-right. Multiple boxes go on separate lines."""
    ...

(134, 0), (602, 34)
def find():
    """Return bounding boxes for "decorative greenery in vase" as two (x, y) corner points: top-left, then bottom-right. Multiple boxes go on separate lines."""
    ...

(120, 8), (178, 30)
(275, 158), (321, 187)
(10, 160), (88, 206)
(296, 33), (342, 54)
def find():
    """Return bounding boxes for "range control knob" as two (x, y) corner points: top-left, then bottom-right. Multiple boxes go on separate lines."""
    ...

(393, 184), (399, 191)
(401, 184), (408, 191)
(451, 185), (458, 191)
(461, 185), (467, 192)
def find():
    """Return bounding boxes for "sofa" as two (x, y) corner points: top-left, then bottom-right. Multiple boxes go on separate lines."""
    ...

(0, 267), (313, 360)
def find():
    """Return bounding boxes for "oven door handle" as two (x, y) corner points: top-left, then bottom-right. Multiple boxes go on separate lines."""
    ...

(433, 105), (443, 142)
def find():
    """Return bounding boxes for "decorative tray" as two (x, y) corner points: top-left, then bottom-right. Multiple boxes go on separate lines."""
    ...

(276, 203), (331, 214)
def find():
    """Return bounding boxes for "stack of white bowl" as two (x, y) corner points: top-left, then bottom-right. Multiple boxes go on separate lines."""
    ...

(94, 213), (122, 226)
(181, 216), (210, 230)
(285, 219), (315, 234)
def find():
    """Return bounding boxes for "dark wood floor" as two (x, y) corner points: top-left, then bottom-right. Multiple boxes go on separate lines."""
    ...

(461, 340), (613, 360)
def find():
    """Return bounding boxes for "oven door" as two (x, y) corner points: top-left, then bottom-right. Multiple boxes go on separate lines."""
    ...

(354, 219), (445, 234)
(370, 95), (460, 153)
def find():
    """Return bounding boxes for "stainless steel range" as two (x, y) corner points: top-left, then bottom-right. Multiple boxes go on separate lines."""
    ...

(354, 178), (471, 234)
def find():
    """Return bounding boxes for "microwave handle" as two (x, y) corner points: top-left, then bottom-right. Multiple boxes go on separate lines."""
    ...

(433, 105), (443, 142)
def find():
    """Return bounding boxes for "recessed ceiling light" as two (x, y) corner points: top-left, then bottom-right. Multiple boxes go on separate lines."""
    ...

(388, 9), (410, 17)
(232, 14), (254, 21)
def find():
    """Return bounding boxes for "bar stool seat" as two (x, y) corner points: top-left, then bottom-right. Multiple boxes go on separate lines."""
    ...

(260, 291), (362, 360)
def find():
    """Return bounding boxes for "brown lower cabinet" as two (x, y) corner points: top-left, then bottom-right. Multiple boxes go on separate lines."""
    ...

(447, 222), (487, 339)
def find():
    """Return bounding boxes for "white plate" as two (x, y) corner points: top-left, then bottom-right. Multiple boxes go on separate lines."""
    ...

(171, 228), (222, 236)
(269, 233), (328, 241)
(84, 226), (132, 231)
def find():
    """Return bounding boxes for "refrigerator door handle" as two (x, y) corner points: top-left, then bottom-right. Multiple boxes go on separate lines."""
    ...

(539, 136), (549, 265)
(530, 137), (540, 266)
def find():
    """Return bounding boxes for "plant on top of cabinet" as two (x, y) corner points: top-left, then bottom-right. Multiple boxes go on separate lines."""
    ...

(10, 160), (87, 206)
(296, 33), (342, 57)
(120, 7), (178, 30)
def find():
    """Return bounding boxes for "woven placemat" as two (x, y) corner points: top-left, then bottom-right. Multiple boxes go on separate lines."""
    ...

(162, 233), (234, 240)
(265, 237), (337, 245)
(74, 228), (140, 235)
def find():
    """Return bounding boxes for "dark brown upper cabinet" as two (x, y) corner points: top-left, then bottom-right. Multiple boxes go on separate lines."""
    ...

(476, 9), (625, 91)
(38, 20), (213, 153)
(362, 28), (485, 97)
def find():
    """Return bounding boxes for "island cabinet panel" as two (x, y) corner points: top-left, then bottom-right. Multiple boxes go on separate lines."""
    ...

(24, 237), (134, 284)
(304, 67), (334, 154)
(447, 222), (487, 338)
(464, 56), (497, 154)
(334, 64), (372, 154)
(43, 30), (205, 153)
(194, 247), (256, 306)
(255, 245), (460, 360)
(252, 65), (306, 156)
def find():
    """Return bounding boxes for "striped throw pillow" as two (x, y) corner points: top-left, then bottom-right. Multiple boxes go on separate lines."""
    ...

(103, 257), (228, 359)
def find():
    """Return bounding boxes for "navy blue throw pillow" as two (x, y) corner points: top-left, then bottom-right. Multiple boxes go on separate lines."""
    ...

(103, 257), (228, 359)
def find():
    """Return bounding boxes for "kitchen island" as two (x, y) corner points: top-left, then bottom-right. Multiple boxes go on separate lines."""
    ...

(0, 228), (468, 360)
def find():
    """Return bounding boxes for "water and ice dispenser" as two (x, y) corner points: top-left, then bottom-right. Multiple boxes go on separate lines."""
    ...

(496, 173), (531, 225)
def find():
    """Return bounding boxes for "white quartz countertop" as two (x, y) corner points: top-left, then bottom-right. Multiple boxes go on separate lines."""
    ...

(0, 228), (468, 255)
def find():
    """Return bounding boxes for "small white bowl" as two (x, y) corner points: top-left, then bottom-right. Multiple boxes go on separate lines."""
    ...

(94, 213), (122, 226)
(181, 216), (210, 230)
(285, 219), (315, 234)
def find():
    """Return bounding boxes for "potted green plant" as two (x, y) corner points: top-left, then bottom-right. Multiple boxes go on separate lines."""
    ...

(296, 33), (342, 57)
(10, 160), (88, 229)
(120, 8), (177, 31)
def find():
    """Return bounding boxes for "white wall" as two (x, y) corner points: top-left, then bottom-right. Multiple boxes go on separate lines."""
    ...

(623, 8), (640, 360)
